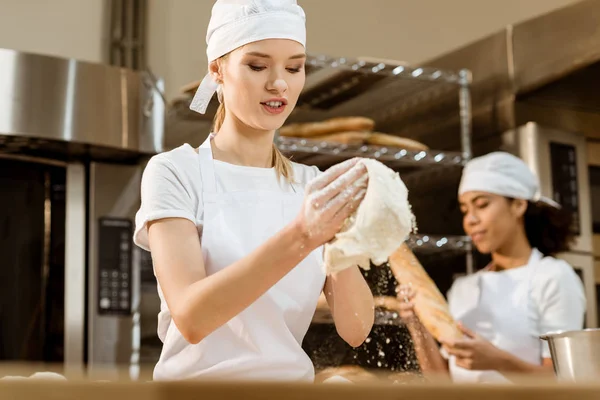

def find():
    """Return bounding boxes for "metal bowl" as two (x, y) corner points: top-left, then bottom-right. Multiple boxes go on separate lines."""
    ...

(540, 328), (600, 382)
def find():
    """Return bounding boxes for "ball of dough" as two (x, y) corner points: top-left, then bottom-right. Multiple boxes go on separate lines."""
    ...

(323, 159), (416, 274)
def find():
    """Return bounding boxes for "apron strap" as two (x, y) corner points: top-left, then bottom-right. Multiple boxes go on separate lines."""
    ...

(198, 137), (217, 194)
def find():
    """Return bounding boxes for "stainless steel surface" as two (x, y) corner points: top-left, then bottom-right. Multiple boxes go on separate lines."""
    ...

(501, 123), (594, 254)
(540, 328), (600, 382)
(277, 136), (465, 170)
(87, 162), (142, 380)
(423, 0), (600, 146)
(406, 234), (471, 254)
(0, 48), (163, 158)
(458, 70), (473, 161)
(64, 163), (87, 372)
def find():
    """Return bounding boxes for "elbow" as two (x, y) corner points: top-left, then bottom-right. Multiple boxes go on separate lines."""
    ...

(171, 307), (207, 345)
(339, 312), (375, 348)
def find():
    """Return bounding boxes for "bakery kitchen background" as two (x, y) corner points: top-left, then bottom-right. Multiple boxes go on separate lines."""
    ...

(1, 0), (600, 382)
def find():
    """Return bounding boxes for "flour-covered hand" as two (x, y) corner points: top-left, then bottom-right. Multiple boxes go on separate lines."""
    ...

(295, 158), (369, 250)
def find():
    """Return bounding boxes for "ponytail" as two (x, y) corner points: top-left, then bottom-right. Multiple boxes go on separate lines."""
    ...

(523, 201), (575, 256)
(272, 143), (294, 184)
(211, 102), (294, 184)
(212, 103), (226, 133)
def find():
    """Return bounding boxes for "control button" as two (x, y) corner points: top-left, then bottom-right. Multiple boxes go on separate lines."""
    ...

(100, 271), (109, 278)
(112, 271), (119, 278)
(120, 300), (129, 309)
(100, 298), (110, 309)
(120, 290), (129, 298)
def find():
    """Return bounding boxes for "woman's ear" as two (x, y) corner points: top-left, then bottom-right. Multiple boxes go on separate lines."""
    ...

(209, 60), (224, 83)
(511, 198), (528, 218)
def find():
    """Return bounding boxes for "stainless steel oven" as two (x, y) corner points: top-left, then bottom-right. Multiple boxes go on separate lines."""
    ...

(0, 48), (163, 378)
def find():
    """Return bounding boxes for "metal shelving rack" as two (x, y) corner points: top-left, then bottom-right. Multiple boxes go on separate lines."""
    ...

(168, 53), (475, 325)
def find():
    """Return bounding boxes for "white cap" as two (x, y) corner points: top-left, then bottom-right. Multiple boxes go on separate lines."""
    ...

(190, 0), (307, 114)
(458, 152), (560, 208)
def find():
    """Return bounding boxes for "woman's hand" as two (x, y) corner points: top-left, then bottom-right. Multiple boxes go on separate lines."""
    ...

(440, 323), (508, 371)
(295, 158), (368, 250)
(396, 284), (421, 326)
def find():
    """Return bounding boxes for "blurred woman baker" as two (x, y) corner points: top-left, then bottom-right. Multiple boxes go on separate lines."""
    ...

(134, 0), (374, 381)
(397, 151), (586, 383)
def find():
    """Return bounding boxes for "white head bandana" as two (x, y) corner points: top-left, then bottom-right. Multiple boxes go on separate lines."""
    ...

(458, 152), (561, 208)
(190, 0), (307, 114)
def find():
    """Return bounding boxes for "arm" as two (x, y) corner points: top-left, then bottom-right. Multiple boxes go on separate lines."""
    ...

(443, 324), (554, 377)
(148, 157), (368, 344)
(405, 320), (449, 375)
(496, 353), (553, 374)
(149, 217), (312, 344)
(324, 266), (374, 347)
(395, 286), (449, 377)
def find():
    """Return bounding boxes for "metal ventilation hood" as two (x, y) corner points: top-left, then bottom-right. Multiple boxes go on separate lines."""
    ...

(0, 48), (164, 163)
(418, 0), (600, 152)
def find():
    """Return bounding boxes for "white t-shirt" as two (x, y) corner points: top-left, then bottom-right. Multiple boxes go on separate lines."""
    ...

(133, 143), (324, 381)
(447, 252), (586, 359)
(134, 143), (320, 251)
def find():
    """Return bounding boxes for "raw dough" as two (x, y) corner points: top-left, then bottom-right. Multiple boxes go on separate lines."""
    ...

(323, 159), (415, 274)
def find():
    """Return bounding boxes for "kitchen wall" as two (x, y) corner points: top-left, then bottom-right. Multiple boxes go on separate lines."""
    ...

(0, 0), (108, 63)
(147, 0), (580, 100)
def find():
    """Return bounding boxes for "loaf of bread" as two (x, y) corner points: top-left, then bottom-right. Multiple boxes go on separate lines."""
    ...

(279, 117), (375, 138)
(310, 131), (371, 145)
(366, 133), (429, 151)
(388, 243), (462, 341)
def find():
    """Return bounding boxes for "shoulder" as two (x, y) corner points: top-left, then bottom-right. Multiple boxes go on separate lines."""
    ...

(145, 144), (199, 176)
(531, 255), (585, 300)
(142, 144), (201, 191)
(290, 161), (321, 185)
(533, 255), (581, 284)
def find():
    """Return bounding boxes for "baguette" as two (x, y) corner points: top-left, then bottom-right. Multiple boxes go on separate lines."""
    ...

(366, 133), (429, 151)
(388, 243), (462, 341)
(309, 131), (371, 145)
(279, 117), (375, 138)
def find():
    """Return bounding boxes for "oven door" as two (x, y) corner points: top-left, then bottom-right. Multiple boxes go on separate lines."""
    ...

(0, 155), (66, 363)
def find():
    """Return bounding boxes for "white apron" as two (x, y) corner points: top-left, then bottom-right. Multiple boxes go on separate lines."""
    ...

(153, 138), (326, 381)
(448, 250), (543, 383)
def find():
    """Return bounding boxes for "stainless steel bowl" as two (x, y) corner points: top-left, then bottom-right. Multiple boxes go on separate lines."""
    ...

(540, 328), (600, 382)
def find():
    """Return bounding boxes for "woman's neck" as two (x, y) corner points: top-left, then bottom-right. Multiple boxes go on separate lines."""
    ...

(491, 228), (533, 271)
(211, 115), (275, 168)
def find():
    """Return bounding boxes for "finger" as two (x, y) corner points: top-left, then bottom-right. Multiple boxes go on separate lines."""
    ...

(444, 346), (472, 359)
(455, 357), (473, 370)
(396, 284), (416, 300)
(329, 187), (367, 225)
(458, 323), (477, 339)
(314, 163), (368, 208)
(306, 158), (360, 193)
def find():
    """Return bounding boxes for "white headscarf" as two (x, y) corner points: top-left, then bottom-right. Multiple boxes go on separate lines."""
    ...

(458, 151), (561, 208)
(190, 0), (307, 114)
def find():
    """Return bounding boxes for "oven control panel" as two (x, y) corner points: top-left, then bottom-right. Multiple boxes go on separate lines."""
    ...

(97, 217), (132, 316)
